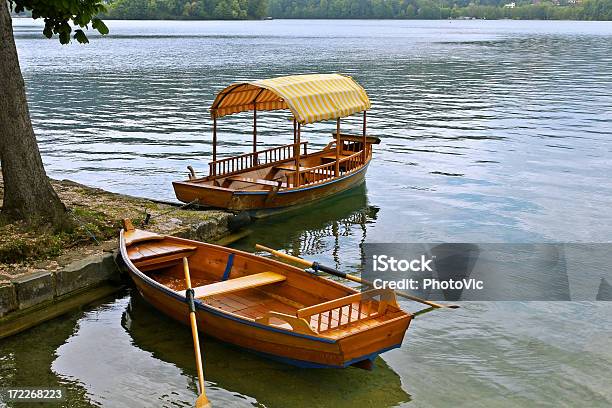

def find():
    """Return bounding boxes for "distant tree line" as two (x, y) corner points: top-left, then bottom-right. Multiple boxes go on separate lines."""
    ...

(266, 0), (611, 20)
(72, 0), (612, 21)
(104, 0), (268, 19)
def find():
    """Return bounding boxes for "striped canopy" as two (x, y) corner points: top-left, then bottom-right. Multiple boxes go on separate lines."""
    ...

(210, 74), (371, 125)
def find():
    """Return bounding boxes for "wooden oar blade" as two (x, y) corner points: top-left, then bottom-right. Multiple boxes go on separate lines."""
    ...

(195, 393), (211, 408)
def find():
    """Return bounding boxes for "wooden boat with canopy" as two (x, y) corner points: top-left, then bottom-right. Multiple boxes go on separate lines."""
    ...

(172, 74), (380, 217)
(119, 222), (411, 369)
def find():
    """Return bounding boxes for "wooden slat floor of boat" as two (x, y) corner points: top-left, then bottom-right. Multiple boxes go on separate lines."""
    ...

(152, 274), (297, 329)
(204, 289), (298, 330)
(128, 241), (198, 262)
(205, 289), (296, 316)
(150, 274), (400, 337)
(154, 275), (215, 292)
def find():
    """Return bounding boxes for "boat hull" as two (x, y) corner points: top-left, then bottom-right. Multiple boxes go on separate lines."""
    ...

(173, 162), (369, 218)
(127, 267), (410, 368)
(120, 232), (411, 369)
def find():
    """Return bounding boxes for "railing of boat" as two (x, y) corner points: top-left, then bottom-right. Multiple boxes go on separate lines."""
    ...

(296, 150), (365, 187)
(296, 289), (397, 334)
(209, 141), (308, 177)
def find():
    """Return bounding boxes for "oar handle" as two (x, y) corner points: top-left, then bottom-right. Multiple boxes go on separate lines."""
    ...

(256, 244), (362, 283)
(256, 245), (357, 281)
(256, 244), (313, 268)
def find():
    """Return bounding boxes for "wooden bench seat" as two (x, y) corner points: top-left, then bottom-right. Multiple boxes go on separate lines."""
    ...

(329, 133), (381, 144)
(124, 229), (163, 246)
(273, 164), (309, 172)
(191, 272), (286, 299)
(223, 176), (288, 189)
(129, 241), (198, 263)
(321, 153), (350, 161)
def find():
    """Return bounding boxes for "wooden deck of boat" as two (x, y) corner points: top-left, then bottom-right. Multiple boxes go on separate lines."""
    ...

(121, 228), (412, 369)
(127, 241), (196, 262)
(152, 271), (398, 339)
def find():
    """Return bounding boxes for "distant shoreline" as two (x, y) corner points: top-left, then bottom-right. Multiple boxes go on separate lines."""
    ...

(11, 15), (612, 22)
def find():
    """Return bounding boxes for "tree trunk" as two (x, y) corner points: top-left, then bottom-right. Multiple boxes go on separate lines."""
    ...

(0, 1), (68, 228)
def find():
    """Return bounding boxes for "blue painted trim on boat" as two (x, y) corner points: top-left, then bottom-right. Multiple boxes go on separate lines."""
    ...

(343, 344), (401, 367)
(233, 163), (369, 196)
(120, 232), (404, 368)
(250, 343), (402, 368)
(221, 253), (234, 281)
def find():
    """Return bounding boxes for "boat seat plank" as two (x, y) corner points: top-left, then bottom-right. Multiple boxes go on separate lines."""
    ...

(124, 229), (164, 246)
(320, 153), (352, 160)
(135, 250), (197, 270)
(273, 164), (309, 172)
(128, 241), (198, 262)
(224, 176), (288, 188)
(330, 133), (381, 144)
(192, 272), (286, 299)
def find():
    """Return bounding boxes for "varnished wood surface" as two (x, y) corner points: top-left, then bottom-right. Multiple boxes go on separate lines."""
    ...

(128, 241), (197, 262)
(123, 229), (163, 246)
(191, 272), (286, 299)
(120, 229), (412, 368)
(173, 142), (373, 215)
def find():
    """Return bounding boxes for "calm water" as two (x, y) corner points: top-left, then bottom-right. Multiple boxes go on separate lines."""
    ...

(2, 19), (612, 407)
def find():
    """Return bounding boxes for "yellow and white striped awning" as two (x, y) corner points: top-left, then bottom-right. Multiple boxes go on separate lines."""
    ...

(210, 74), (371, 125)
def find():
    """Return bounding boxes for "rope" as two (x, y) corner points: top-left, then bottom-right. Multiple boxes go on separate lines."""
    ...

(68, 210), (100, 245)
(67, 210), (127, 277)
(141, 199), (200, 227)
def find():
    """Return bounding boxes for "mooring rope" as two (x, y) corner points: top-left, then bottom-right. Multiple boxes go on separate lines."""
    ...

(67, 209), (101, 245)
(141, 198), (200, 227)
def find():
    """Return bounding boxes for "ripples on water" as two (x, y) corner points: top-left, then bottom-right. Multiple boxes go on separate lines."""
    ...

(5, 19), (612, 407)
(14, 20), (612, 243)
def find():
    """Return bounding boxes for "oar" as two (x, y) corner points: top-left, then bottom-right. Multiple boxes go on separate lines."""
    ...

(183, 257), (212, 408)
(255, 244), (459, 310)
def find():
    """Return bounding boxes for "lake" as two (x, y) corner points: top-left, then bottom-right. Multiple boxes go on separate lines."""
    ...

(2, 19), (612, 407)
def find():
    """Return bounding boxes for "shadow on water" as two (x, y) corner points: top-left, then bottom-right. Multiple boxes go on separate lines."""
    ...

(122, 291), (411, 408)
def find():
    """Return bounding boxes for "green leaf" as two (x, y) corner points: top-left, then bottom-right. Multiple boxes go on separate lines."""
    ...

(74, 29), (89, 44)
(59, 30), (70, 45)
(91, 18), (109, 35)
(43, 24), (53, 39)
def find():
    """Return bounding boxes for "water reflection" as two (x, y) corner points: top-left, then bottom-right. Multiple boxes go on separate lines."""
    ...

(0, 302), (107, 408)
(235, 184), (378, 275)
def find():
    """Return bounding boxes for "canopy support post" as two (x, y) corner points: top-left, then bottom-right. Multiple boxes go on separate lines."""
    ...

(212, 115), (217, 176)
(294, 123), (301, 187)
(362, 111), (367, 163)
(253, 103), (258, 165)
(293, 118), (297, 144)
(335, 118), (341, 177)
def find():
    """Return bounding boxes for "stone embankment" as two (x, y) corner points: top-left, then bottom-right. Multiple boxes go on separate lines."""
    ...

(0, 177), (250, 339)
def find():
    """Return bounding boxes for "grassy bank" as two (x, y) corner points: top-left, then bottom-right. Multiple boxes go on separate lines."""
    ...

(0, 176), (229, 278)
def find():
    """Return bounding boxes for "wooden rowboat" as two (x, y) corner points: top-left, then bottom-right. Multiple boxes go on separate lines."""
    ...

(119, 223), (412, 369)
(173, 74), (380, 218)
